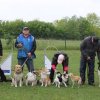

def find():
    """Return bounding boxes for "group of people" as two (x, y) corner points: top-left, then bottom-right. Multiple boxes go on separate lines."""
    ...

(0, 27), (100, 86)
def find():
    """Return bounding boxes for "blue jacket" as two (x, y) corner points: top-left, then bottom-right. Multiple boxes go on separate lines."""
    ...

(15, 33), (36, 59)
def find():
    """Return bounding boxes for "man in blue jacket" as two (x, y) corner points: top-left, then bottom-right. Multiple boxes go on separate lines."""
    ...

(15, 27), (36, 72)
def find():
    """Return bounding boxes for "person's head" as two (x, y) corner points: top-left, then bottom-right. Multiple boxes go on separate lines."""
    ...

(22, 27), (30, 37)
(91, 36), (99, 44)
(57, 54), (65, 64)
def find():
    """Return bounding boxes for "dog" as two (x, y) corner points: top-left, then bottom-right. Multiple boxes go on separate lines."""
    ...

(68, 73), (81, 88)
(25, 72), (37, 86)
(39, 68), (51, 87)
(0, 68), (7, 82)
(98, 62), (100, 87)
(11, 65), (23, 87)
(53, 72), (68, 88)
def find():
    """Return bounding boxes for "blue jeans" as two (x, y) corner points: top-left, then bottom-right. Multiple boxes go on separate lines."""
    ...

(18, 58), (34, 72)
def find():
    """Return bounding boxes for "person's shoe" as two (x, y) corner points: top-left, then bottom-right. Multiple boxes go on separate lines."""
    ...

(88, 83), (95, 86)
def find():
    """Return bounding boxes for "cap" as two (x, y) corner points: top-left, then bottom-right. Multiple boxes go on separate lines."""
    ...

(23, 27), (29, 31)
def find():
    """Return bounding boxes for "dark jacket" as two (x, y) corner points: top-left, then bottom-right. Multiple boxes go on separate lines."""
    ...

(97, 40), (100, 61)
(15, 33), (36, 58)
(0, 39), (3, 56)
(80, 36), (99, 58)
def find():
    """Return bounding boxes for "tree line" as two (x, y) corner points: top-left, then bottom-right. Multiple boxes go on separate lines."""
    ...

(0, 13), (100, 40)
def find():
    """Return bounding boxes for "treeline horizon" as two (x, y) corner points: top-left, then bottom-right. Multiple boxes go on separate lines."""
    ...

(0, 13), (100, 40)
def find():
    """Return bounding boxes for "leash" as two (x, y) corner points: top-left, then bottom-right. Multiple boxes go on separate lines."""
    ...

(21, 58), (29, 68)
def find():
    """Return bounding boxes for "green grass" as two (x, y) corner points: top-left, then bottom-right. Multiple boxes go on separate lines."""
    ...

(0, 49), (100, 100)
(1, 39), (81, 50)
(0, 39), (100, 100)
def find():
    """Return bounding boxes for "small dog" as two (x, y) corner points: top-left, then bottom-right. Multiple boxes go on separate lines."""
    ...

(68, 73), (81, 88)
(11, 65), (23, 87)
(25, 72), (37, 86)
(40, 68), (51, 87)
(98, 62), (100, 87)
(53, 72), (68, 88)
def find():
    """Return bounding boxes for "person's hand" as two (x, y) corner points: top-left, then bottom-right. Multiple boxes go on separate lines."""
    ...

(87, 56), (91, 60)
(17, 43), (23, 48)
(27, 52), (32, 58)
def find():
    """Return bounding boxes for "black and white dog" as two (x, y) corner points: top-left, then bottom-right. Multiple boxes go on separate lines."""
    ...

(0, 68), (7, 82)
(53, 71), (68, 88)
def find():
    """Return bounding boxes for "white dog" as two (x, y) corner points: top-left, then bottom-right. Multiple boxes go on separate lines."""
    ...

(11, 65), (23, 87)
(25, 72), (37, 86)
(53, 72), (68, 88)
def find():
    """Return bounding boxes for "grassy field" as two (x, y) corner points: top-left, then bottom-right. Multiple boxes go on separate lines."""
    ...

(0, 40), (100, 100)
(1, 39), (81, 50)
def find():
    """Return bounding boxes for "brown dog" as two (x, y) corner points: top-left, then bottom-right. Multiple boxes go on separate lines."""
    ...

(68, 73), (81, 88)
(11, 65), (23, 87)
(39, 68), (51, 87)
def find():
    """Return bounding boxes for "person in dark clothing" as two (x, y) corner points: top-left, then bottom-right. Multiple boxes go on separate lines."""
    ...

(15, 27), (36, 72)
(49, 52), (69, 83)
(0, 39), (6, 82)
(80, 36), (99, 86)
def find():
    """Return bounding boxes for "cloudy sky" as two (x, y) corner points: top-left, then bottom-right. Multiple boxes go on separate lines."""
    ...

(0, 0), (100, 22)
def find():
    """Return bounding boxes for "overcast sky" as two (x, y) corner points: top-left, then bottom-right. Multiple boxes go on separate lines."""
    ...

(0, 0), (100, 22)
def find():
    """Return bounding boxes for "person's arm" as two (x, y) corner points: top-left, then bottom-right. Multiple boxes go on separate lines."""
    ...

(63, 54), (69, 72)
(15, 37), (23, 48)
(97, 46), (100, 62)
(51, 53), (58, 71)
(80, 40), (89, 58)
(0, 39), (3, 56)
(15, 39), (18, 48)
(30, 38), (36, 55)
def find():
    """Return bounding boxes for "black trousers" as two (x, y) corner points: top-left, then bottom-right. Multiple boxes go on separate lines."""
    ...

(80, 56), (95, 84)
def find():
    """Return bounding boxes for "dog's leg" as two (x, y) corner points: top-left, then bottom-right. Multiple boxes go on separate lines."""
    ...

(45, 81), (47, 87)
(55, 82), (57, 87)
(72, 81), (75, 88)
(41, 81), (44, 87)
(11, 78), (14, 86)
(19, 80), (22, 87)
(58, 82), (60, 88)
(32, 82), (34, 86)
(62, 81), (67, 87)
(78, 79), (81, 88)
(15, 80), (17, 87)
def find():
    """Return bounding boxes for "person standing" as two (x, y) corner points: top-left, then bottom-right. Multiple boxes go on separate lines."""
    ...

(15, 27), (36, 72)
(80, 36), (99, 86)
(49, 52), (69, 83)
